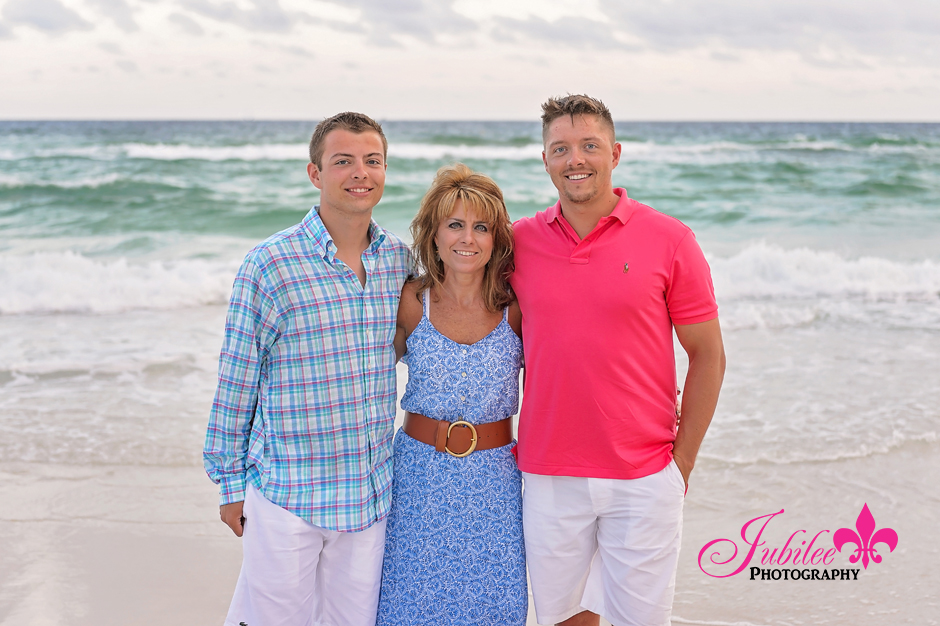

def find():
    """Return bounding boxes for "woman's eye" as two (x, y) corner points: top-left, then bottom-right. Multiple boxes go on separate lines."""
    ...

(474, 224), (489, 232)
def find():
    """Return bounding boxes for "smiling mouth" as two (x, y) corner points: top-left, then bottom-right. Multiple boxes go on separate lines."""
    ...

(454, 250), (477, 257)
(565, 173), (592, 181)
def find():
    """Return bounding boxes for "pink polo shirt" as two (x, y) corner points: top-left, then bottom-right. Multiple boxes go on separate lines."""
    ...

(510, 189), (718, 479)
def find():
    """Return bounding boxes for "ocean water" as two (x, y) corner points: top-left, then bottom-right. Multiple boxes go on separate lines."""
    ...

(2, 120), (938, 473)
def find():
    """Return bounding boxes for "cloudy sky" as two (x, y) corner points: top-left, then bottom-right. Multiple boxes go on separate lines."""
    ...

(1, 0), (938, 120)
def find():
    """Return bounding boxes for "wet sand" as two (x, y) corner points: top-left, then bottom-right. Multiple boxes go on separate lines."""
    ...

(2, 437), (934, 626)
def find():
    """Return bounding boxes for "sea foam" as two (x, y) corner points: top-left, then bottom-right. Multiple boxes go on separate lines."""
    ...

(1, 142), (546, 162)
(122, 143), (306, 161)
(710, 243), (940, 330)
(2, 244), (938, 318)
(0, 251), (237, 315)
(0, 172), (124, 189)
(2, 137), (936, 164)
(389, 143), (542, 161)
(710, 242), (940, 300)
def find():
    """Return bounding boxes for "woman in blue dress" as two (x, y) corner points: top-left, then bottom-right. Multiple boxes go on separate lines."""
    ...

(375, 163), (527, 625)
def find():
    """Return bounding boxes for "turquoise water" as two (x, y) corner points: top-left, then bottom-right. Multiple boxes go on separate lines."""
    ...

(3, 121), (939, 254)
(1, 121), (939, 468)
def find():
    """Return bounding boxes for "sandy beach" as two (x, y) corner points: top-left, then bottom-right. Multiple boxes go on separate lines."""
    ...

(0, 463), (240, 625)
(2, 377), (935, 625)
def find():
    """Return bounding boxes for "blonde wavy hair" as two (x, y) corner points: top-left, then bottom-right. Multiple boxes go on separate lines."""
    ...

(411, 163), (514, 312)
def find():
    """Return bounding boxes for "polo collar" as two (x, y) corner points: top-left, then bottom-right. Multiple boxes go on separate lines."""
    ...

(547, 188), (634, 225)
(607, 188), (634, 224)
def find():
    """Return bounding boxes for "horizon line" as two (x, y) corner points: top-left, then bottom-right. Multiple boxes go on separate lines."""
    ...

(1, 118), (940, 125)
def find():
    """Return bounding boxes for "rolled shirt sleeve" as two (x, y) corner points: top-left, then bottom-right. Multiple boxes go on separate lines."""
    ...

(203, 253), (282, 506)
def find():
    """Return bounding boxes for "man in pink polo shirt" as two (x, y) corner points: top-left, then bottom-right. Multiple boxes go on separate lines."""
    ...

(511, 95), (726, 626)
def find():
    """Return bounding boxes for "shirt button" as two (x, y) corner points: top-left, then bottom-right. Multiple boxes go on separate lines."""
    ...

(461, 372), (467, 378)
(461, 349), (467, 355)
(460, 395), (465, 401)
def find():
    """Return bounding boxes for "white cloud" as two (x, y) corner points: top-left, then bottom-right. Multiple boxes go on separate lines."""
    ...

(449, 0), (940, 68)
(180, 0), (310, 33)
(251, 40), (314, 58)
(594, 0), (940, 65)
(491, 15), (638, 50)
(317, 0), (476, 45)
(98, 40), (122, 54)
(167, 12), (204, 36)
(86, 0), (138, 32)
(0, 0), (937, 120)
(453, 0), (608, 23)
(2, 0), (92, 33)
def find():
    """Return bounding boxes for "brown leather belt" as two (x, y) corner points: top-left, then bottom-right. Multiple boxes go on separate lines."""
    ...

(403, 411), (512, 458)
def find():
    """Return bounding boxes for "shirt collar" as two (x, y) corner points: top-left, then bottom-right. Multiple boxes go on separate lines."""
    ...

(301, 206), (388, 261)
(547, 188), (634, 225)
(607, 188), (635, 224)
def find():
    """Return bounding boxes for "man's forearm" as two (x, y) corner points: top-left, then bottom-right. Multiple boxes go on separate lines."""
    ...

(672, 320), (726, 483)
(673, 353), (724, 470)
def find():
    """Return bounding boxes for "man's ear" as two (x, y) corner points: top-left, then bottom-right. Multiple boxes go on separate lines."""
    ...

(611, 142), (622, 169)
(542, 151), (548, 173)
(307, 162), (322, 189)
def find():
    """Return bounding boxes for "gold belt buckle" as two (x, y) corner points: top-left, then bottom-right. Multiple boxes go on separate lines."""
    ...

(444, 420), (478, 458)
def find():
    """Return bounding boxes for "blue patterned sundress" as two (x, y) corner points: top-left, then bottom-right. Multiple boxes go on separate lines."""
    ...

(375, 291), (527, 626)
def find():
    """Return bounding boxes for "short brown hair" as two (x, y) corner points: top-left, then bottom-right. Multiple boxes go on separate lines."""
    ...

(411, 163), (514, 313)
(540, 94), (615, 144)
(308, 111), (388, 168)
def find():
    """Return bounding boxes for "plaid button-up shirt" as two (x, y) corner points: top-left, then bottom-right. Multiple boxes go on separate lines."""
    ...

(204, 207), (413, 532)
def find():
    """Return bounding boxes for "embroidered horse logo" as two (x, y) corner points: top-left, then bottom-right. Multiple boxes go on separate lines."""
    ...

(833, 503), (898, 569)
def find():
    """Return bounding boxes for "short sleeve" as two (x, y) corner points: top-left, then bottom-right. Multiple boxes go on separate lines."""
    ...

(665, 231), (718, 325)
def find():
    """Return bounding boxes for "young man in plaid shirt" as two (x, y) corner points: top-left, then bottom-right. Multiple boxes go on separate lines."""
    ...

(204, 112), (412, 626)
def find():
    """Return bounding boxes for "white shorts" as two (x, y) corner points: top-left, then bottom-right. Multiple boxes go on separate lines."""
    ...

(225, 484), (387, 626)
(523, 461), (685, 626)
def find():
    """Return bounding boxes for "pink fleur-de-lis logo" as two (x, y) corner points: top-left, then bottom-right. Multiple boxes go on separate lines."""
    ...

(833, 503), (898, 569)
